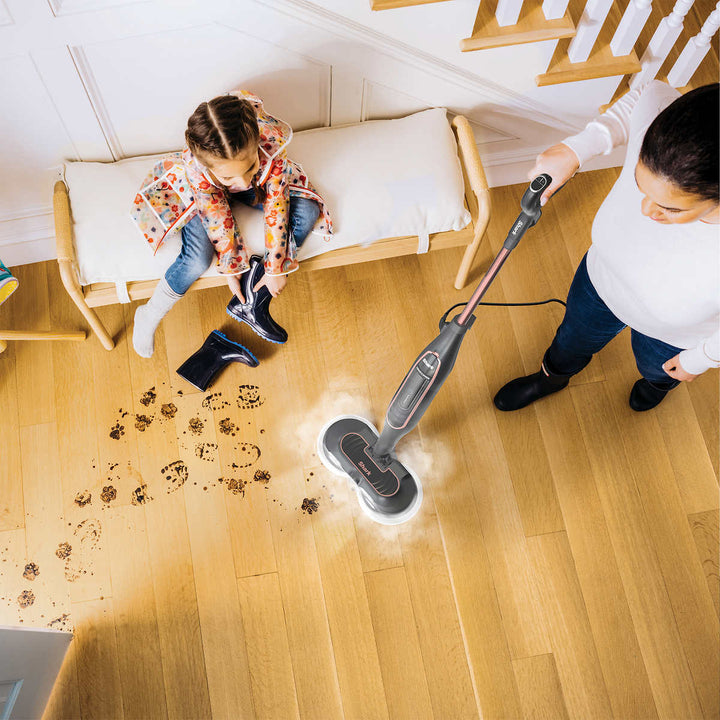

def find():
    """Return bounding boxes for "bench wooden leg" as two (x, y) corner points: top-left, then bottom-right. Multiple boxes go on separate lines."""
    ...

(58, 260), (115, 351)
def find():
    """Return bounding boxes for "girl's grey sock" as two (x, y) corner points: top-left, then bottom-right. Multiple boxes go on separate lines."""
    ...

(132, 277), (183, 358)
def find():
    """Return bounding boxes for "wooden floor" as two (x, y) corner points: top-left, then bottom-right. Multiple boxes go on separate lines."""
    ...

(1, 168), (718, 720)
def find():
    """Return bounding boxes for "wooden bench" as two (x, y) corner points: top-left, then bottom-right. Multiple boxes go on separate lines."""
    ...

(53, 115), (490, 351)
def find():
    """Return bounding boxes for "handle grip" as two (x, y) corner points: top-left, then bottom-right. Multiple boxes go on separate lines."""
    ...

(503, 173), (552, 251)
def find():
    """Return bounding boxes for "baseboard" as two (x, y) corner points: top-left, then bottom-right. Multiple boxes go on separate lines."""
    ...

(0, 212), (56, 267)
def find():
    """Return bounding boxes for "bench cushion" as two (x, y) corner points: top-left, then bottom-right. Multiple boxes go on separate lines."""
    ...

(64, 107), (471, 286)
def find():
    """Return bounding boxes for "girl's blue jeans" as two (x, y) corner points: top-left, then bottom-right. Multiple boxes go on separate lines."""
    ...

(165, 189), (320, 295)
(545, 254), (680, 389)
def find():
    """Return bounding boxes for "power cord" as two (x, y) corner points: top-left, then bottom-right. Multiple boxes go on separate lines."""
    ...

(440, 298), (566, 328)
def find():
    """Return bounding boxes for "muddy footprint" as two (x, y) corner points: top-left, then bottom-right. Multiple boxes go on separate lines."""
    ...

(63, 519), (102, 582)
(161, 461), (189, 493)
(237, 385), (265, 409)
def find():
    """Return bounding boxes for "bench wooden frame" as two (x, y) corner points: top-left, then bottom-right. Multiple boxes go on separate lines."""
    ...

(54, 115), (491, 351)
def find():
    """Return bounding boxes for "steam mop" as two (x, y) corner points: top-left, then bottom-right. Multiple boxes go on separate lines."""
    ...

(317, 174), (552, 524)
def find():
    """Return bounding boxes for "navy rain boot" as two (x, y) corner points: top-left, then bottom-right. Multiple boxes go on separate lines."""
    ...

(494, 356), (572, 411)
(629, 378), (675, 411)
(226, 255), (288, 344)
(176, 330), (259, 391)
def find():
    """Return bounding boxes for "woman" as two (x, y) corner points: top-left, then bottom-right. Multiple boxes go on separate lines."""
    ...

(494, 81), (719, 412)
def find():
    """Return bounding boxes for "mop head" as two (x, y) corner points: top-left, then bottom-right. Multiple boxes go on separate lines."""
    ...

(317, 415), (423, 525)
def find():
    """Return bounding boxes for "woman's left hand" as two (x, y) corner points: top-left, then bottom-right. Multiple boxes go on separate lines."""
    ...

(662, 354), (698, 382)
(255, 273), (287, 298)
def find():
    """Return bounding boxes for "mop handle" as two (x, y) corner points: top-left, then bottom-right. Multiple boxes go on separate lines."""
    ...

(456, 174), (550, 326)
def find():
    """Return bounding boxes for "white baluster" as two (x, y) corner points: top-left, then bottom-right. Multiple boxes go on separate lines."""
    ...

(611, 0), (653, 56)
(496, 0), (523, 27)
(630, 0), (694, 88)
(567, 0), (614, 63)
(666, 3), (720, 86)
(542, 0), (570, 21)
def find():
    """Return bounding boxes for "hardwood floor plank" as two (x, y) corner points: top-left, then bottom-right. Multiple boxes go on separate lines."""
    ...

(689, 509), (720, 619)
(527, 532), (613, 719)
(601, 338), (720, 720)
(262, 271), (345, 718)
(308, 466), (390, 720)
(364, 566), (434, 720)
(380, 255), (523, 716)
(104, 505), (168, 720)
(512, 654), (570, 720)
(685, 348), (720, 478)
(533, 393), (658, 718)
(19, 423), (73, 630)
(175, 393), (256, 719)
(91, 304), (168, 720)
(13, 263), (56, 427)
(413, 249), (554, 661)
(572, 381), (703, 719)
(237, 572), (299, 720)
(126, 327), (212, 720)
(655, 386), (719, 515)
(0, 339), (24, 531)
(71, 597), (124, 720)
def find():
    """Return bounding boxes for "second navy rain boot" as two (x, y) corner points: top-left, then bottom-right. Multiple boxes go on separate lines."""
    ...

(226, 255), (288, 344)
(176, 330), (259, 391)
(494, 354), (572, 411)
(629, 378), (676, 411)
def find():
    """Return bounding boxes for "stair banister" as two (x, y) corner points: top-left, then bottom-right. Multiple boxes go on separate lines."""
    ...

(611, 0), (653, 56)
(567, 0), (614, 63)
(630, 0), (695, 88)
(542, 0), (570, 21)
(666, 2), (720, 87)
(496, 0), (524, 27)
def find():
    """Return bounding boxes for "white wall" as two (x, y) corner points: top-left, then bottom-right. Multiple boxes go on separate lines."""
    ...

(0, 0), (627, 267)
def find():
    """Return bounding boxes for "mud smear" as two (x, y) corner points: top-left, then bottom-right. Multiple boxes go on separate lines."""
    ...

(74, 490), (92, 507)
(253, 469), (271, 484)
(195, 443), (218, 462)
(188, 417), (204, 435)
(202, 392), (230, 411)
(219, 478), (246, 496)
(162, 461), (188, 493)
(135, 414), (154, 432)
(47, 613), (71, 631)
(160, 403), (177, 419)
(55, 542), (72, 560)
(237, 385), (265, 409)
(100, 485), (117, 504)
(140, 386), (157, 406)
(218, 418), (237, 436)
(301, 497), (319, 514)
(64, 519), (103, 582)
(23, 562), (39, 581)
(18, 590), (35, 608)
(132, 484), (152, 506)
(234, 442), (261, 468)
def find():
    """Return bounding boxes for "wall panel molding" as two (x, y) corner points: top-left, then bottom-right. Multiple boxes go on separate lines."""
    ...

(255, 0), (583, 134)
(0, 1), (12, 26)
(47, 0), (147, 17)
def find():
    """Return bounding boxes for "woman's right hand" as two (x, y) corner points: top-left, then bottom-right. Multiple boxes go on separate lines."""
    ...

(529, 143), (580, 205)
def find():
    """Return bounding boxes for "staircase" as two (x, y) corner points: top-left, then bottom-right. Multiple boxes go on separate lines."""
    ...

(371, 0), (719, 98)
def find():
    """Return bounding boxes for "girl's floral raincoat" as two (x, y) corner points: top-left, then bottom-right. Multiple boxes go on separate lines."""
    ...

(131, 90), (332, 276)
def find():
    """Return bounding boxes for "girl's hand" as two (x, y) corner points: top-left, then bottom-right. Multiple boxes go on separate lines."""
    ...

(662, 354), (698, 382)
(529, 144), (580, 205)
(227, 274), (244, 303)
(255, 273), (287, 298)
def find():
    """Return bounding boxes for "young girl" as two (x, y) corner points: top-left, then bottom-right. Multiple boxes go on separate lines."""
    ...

(131, 90), (332, 357)
(494, 81), (719, 412)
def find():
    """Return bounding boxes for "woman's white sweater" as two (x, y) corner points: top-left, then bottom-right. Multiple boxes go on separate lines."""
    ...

(562, 81), (719, 375)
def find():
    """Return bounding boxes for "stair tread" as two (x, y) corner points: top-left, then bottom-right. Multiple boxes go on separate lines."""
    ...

(461, 2), (575, 52)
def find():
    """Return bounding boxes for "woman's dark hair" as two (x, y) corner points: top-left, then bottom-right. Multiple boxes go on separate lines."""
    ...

(640, 83), (719, 203)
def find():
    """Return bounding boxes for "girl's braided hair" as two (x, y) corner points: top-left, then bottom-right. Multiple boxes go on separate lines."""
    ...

(185, 95), (264, 201)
